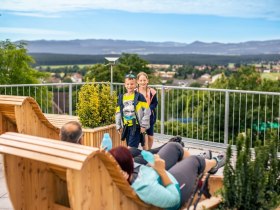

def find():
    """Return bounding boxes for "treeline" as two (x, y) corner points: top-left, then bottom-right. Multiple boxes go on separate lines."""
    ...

(30, 53), (106, 66)
(30, 53), (280, 66)
(142, 54), (280, 65)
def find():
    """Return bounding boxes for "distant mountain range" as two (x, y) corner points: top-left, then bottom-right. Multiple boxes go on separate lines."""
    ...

(21, 39), (280, 55)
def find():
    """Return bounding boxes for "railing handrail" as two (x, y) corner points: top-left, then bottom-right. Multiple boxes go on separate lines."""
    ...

(0, 81), (109, 88)
(1, 81), (280, 150)
(2, 82), (280, 96)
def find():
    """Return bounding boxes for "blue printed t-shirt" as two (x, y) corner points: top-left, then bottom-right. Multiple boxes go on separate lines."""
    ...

(122, 94), (137, 126)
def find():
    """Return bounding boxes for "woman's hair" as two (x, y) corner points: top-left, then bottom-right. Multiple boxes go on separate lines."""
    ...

(109, 146), (134, 182)
(137, 72), (148, 80)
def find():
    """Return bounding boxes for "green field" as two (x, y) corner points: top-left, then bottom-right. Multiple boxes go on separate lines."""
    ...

(39, 64), (95, 69)
(261, 73), (280, 80)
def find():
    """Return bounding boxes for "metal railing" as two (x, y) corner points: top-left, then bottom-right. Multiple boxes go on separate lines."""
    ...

(1, 82), (280, 148)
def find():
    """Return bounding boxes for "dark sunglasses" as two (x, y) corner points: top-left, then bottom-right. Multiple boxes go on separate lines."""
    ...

(125, 73), (136, 79)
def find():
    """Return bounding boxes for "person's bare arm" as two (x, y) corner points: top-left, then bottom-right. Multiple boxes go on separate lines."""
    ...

(151, 154), (173, 186)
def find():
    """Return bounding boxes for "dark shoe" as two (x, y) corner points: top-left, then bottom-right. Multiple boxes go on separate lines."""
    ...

(198, 150), (212, 159)
(140, 133), (145, 147)
(168, 136), (185, 147)
(208, 153), (226, 174)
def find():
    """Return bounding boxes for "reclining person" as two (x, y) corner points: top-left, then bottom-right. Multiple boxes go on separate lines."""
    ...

(129, 136), (187, 164)
(109, 143), (225, 209)
(129, 136), (211, 165)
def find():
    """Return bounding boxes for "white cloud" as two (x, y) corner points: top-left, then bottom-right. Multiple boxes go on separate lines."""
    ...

(1, 0), (279, 20)
(0, 27), (70, 36)
(11, 12), (60, 18)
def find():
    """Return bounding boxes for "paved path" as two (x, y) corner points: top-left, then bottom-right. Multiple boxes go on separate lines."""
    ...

(0, 155), (13, 210)
(0, 139), (223, 210)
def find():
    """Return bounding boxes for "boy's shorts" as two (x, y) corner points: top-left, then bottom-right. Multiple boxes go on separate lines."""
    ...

(126, 126), (140, 147)
(146, 124), (154, 136)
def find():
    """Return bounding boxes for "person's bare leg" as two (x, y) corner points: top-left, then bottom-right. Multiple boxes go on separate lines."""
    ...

(204, 159), (217, 172)
(147, 135), (154, 149)
(183, 148), (191, 158)
(142, 135), (148, 150)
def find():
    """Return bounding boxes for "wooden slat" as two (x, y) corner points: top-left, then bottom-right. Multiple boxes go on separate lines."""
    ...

(0, 139), (88, 162)
(45, 113), (79, 128)
(1, 145), (83, 170)
(2, 132), (96, 154)
(0, 101), (23, 105)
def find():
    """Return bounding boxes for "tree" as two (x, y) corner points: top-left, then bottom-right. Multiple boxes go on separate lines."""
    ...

(175, 65), (194, 79)
(0, 40), (51, 111)
(85, 53), (153, 83)
(189, 82), (202, 87)
(62, 77), (72, 83)
(118, 53), (151, 75)
(0, 40), (48, 84)
(210, 66), (262, 90)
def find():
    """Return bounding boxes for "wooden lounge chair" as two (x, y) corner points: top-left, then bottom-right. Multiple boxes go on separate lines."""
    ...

(0, 132), (223, 210)
(0, 95), (123, 148)
(0, 95), (59, 139)
(0, 132), (159, 210)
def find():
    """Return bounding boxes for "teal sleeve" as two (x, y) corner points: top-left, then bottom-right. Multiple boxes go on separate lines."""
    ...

(132, 166), (180, 209)
(134, 181), (180, 208)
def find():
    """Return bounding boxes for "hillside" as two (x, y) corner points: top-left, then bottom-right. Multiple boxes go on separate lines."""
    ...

(23, 39), (280, 55)
(30, 53), (280, 66)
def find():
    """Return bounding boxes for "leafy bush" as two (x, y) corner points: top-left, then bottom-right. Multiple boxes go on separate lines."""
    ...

(77, 79), (117, 128)
(221, 131), (280, 210)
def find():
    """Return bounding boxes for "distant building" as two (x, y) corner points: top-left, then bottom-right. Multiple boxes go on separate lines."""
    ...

(228, 63), (236, 70)
(194, 65), (207, 71)
(197, 73), (211, 85)
(172, 65), (183, 71)
(71, 73), (82, 83)
(154, 71), (176, 78)
(147, 64), (170, 70)
(200, 73), (211, 80)
(173, 79), (189, 87)
(211, 73), (223, 84)
(46, 77), (61, 83)
(272, 64), (280, 72)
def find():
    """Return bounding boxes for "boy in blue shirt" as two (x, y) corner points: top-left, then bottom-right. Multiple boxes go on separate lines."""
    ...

(115, 73), (151, 147)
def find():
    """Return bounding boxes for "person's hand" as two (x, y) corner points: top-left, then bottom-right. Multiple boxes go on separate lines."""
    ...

(99, 144), (107, 152)
(151, 154), (166, 174)
(140, 127), (146, 134)
(151, 154), (172, 187)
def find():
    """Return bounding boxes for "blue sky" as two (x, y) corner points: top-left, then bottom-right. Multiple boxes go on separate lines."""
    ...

(0, 0), (280, 43)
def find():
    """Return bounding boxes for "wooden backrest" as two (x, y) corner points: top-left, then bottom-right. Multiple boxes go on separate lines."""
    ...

(45, 113), (125, 148)
(0, 132), (158, 210)
(0, 95), (124, 148)
(0, 95), (60, 139)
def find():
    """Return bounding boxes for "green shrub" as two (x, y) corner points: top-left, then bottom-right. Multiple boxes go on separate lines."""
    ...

(221, 131), (280, 210)
(77, 79), (117, 128)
